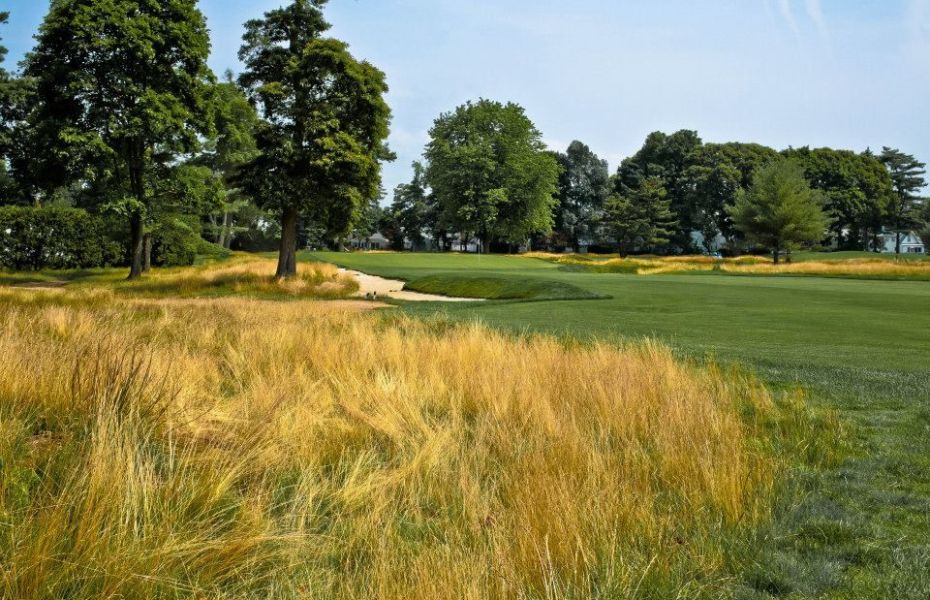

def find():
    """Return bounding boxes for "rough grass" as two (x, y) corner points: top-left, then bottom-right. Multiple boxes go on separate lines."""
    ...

(404, 274), (607, 300)
(527, 252), (930, 281)
(1, 255), (360, 300)
(0, 287), (834, 599)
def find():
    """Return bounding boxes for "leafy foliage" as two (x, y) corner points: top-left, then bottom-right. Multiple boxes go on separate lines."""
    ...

(237, 0), (392, 276)
(425, 99), (559, 250)
(603, 177), (677, 256)
(551, 141), (610, 249)
(728, 160), (829, 263)
(24, 0), (214, 277)
(0, 206), (121, 270)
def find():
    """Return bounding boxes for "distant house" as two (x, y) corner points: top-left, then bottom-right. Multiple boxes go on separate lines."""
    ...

(876, 230), (926, 254)
(349, 232), (391, 250)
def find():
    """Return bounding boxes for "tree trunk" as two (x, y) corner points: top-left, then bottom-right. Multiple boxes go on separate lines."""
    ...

(218, 211), (230, 248)
(128, 212), (145, 280)
(896, 230), (902, 255)
(276, 206), (299, 279)
(142, 233), (153, 272)
(773, 242), (781, 265)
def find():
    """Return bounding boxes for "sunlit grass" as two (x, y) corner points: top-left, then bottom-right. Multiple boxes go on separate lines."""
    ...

(0, 254), (360, 299)
(0, 285), (836, 598)
(527, 252), (930, 280)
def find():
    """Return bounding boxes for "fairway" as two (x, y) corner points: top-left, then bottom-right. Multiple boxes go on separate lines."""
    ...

(306, 251), (930, 394)
(308, 250), (930, 596)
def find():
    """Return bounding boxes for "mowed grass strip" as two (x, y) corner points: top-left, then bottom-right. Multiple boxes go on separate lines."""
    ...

(0, 285), (832, 599)
(404, 274), (607, 300)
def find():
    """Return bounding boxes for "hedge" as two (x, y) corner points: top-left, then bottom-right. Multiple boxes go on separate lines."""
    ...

(0, 206), (121, 271)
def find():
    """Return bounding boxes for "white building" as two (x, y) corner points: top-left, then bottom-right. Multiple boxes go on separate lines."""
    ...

(877, 230), (925, 254)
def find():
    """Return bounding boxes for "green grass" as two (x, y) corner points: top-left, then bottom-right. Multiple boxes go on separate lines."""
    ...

(306, 250), (930, 598)
(405, 273), (607, 300)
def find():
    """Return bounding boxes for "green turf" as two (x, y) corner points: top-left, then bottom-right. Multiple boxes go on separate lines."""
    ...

(307, 250), (930, 598)
(405, 273), (606, 300)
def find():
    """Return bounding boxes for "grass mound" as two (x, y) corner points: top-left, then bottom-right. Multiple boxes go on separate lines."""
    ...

(405, 273), (607, 300)
(0, 287), (834, 598)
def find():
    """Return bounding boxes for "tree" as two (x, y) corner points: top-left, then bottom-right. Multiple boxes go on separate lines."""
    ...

(918, 199), (930, 251)
(783, 147), (892, 250)
(552, 141), (610, 250)
(880, 147), (927, 255)
(614, 130), (702, 250)
(0, 12), (36, 205)
(603, 177), (676, 257)
(198, 76), (260, 249)
(25, 0), (213, 278)
(389, 162), (430, 249)
(425, 99), (559, 253)
(237, 0), (392, 278)
(727, 160), (828, 264)
(684, 142), (780, 250)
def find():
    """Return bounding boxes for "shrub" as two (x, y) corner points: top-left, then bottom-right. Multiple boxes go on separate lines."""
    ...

(0, 206), (113, 270)
(150, 216), (201, 267)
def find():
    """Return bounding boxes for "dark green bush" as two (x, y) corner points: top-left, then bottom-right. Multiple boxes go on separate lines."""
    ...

(150, 216), (201, 267)
(0, 206), (115, 270)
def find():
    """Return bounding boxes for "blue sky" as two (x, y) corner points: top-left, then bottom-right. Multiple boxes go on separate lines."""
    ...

(4, 0), (929, 195)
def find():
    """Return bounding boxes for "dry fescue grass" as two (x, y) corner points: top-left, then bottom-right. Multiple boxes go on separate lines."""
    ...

(720, 257), (930, 279)
(527, 252), (930, 279)
(0, 289), (833, 598)
(109, 255), (360, 299)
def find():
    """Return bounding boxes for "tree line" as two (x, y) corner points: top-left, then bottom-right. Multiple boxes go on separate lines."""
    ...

(0, 2), (927, 277)
(382, 110), (927, 259)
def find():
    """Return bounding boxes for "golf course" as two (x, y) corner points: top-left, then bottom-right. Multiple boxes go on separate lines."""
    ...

(307, 250), (930, 598)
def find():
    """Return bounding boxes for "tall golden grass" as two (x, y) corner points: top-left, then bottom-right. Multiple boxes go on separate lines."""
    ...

(107, 255), (360, 298)
(0, 285), (830, 598)
(527, 252), (930, 279)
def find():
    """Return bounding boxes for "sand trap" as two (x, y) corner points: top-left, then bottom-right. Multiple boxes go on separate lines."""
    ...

(340, 269), (483, 303)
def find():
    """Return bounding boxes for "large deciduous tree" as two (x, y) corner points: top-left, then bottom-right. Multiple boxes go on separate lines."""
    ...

(237, 0), (392, 278)
(879, 147), (927, 255)
(425, 99), (559, 253)
(727, 160), (828, 263)
(552, 141), (610, 251)
(25, 0), (213, 278)
(783, 147), (892, 250)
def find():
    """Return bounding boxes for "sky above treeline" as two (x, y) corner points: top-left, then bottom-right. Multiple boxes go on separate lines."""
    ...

(4, 0), (929, 195)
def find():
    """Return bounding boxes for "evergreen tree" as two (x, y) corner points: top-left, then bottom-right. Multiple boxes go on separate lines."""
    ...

(603, 177), (676, 257)
(728, 160), (828, 263)
(880, 147), (927, 254)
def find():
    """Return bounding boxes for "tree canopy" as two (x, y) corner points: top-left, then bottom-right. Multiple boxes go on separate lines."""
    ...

(25, 0), (214, 278)
(425, 99), (559, 252)
(551, 141), (610, 250)
(727, 160), (829, 263)
(237, 0), (392, 277)
(604, 176), (676, 257)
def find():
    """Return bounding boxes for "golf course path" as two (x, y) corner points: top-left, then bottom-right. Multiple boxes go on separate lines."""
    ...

(340, 268), (482, 303)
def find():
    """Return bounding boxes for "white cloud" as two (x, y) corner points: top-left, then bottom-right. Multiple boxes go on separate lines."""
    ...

(804, 0), (830, 41)
(777, 0), (801, 38)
